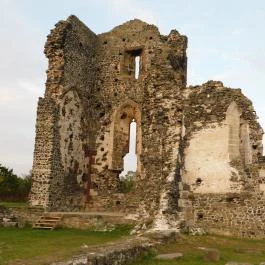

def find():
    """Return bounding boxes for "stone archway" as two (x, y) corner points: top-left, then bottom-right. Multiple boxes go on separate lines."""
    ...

(109, 100), (142, 174)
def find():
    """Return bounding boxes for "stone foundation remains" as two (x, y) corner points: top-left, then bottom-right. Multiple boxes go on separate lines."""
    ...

(30, 16), (265, 238)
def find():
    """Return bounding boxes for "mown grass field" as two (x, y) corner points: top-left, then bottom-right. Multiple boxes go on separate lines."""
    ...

(0, 226), (131, 265)
(2, 225), (265, 265)
(0, 202), (28, 208)
(131, 234), (265, 265)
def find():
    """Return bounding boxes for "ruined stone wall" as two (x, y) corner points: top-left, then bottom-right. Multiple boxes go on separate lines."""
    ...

(83, 19), (187, 223)
(30, 97), (61, 208)
(55, 17), (100, 210)
(31, 16), (100, 209)
(182, 81), (262, 193)
(193, 192), (265, 238)
(31, 16), (188, 219)
(180, 81), (265, 237)
(31, 16), (265, 238)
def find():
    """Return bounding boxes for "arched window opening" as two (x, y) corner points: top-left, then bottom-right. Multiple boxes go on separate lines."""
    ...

(119, 119), (137, 179)
(226, 102), (240, 160)
(135, 56), (140, 79)
(122, 49), (142, 79)
(263, 134), (265, 156)
(240, 122), (252, 165)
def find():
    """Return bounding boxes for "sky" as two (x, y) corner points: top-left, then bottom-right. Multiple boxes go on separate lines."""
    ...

(1, 0), (265, 176)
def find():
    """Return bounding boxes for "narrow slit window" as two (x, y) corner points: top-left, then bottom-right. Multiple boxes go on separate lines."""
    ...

(135, 56), (140, 79)
(122, 49), (143, 79)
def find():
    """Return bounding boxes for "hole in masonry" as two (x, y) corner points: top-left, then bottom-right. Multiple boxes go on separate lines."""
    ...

(197, 212), (204, 220)
(196, 178), (202, 185)
(120, 113), (127, 119)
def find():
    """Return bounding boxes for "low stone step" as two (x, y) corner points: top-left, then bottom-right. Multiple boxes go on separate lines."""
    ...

(37, 219), (60, 223)
(33, 215), (62, 230)
(39, 217), (60, 221)
(33, 225), (54, 229)
(35, 221), (56, 225)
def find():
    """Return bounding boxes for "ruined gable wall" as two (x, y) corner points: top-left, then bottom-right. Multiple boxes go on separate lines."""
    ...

(182, 81), (262, 193)
(31, 17), (188, 215)
(30, 19), (70, 208)
(181, 81), (265, 238)
(54, 16), (100, 210)
(85, 21), (188, 221)
(31, 16), (100, 209)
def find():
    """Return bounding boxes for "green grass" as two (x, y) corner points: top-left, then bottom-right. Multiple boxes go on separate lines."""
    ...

(0, 225), (131, 265)
(0, 202), (28, 208)
(130, 234), (265, 265)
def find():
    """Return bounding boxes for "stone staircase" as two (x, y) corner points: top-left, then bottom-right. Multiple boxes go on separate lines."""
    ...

(33, 215), (62, 230)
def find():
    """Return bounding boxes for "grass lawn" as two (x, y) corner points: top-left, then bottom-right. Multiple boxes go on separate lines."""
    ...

(0, 225), (131, 265)
(131, 234), (265, 265)
(0, 202), (28, 208)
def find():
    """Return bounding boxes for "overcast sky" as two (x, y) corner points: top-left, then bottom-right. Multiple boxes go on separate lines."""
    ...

(1, 0), (265, 176)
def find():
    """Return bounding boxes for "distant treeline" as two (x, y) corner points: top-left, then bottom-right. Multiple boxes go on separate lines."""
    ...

(0, 164), (31, 202)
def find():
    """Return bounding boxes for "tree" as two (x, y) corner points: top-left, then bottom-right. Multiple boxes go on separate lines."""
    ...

(0, 164), (19, 200)
(18, 171), (32, 200)
(119, 171), (135, 193)
(0, 164), (32, 202)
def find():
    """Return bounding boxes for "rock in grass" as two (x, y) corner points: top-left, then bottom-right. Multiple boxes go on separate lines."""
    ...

(155, 253), (183, 260)
(204, 248), (220, 262)
(198, 247), (220, 262)
(225, 261), (253, 265)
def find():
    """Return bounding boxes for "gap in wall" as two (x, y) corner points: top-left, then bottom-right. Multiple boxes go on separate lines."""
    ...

(135, 56), (140, 79)
(119, 120), (137, 178)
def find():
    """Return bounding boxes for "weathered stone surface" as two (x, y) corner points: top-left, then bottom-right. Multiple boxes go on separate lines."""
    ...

(30, 16), (265, 238)
(51, 236), (154, 265)
(155, 253), (183, 260)
(47, 211), (136, 230)
(0, 206), (43, 228)
(0, 206), (18, 227)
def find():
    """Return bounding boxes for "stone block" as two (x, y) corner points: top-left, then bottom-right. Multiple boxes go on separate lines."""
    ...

(3, 221), (17, 227)
(225, 262), (253, 265)
(155, 253), (183, 260)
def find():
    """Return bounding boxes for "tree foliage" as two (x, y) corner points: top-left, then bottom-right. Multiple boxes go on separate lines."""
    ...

(119, 171), (135, 193)
(0, 164), (31, 202)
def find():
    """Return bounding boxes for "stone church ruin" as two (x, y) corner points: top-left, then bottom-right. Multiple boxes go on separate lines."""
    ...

(30, 15), (265, 238)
